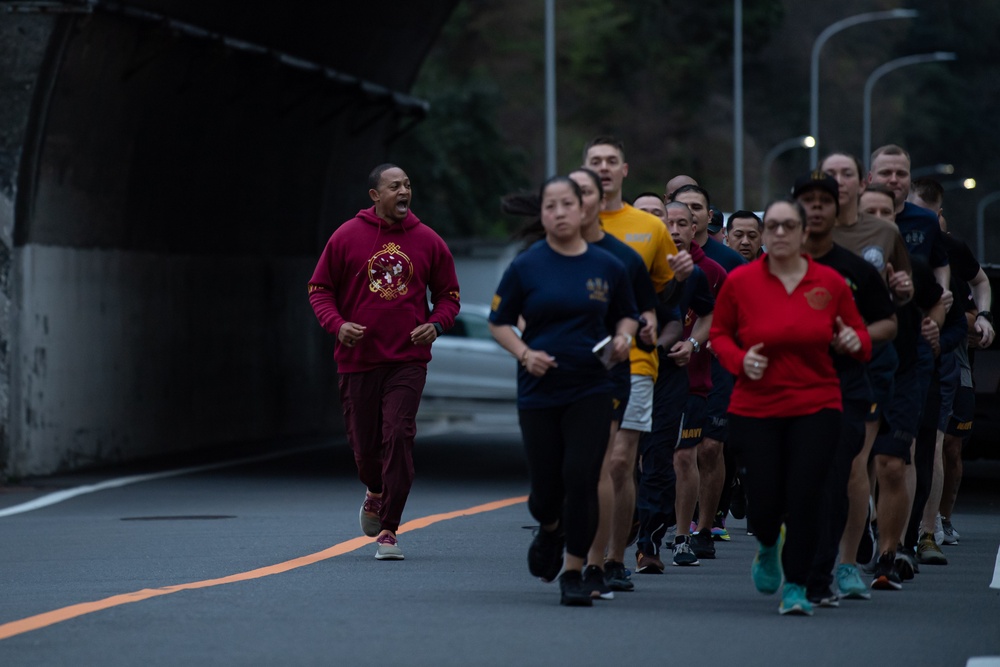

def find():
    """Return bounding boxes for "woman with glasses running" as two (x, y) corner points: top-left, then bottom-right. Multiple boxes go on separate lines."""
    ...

(708, 198), (872, 616)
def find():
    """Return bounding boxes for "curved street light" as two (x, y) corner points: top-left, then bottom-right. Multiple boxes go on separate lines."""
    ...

(809, 9), (919, 164)
(976, 191), (1000, 264)
(911, 164), (955, 179)
(863, 52), (957, 173)
(761, 135), (816, 207)
(940, 178), (976, 191)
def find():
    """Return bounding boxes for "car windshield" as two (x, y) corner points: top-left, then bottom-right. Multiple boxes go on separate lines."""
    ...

(443, 310), (492, 340)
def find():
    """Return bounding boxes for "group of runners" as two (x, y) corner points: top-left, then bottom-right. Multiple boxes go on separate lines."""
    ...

(307, 141), (993, 616)
(486, 137), (994, 613)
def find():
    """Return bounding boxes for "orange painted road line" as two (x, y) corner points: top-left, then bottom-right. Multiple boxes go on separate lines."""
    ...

(0, 495), (528, 641)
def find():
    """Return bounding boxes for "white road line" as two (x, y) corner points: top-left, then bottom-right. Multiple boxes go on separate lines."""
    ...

(992, 543), (1000, 590)
(967, 658), (1000, 667)
(0, 442), (331, 518)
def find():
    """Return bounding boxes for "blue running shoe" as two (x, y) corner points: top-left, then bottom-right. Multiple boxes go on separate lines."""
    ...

(751, 525), (784, 594)
(779, 583), (814, 616)
(835, 563), (871, 600)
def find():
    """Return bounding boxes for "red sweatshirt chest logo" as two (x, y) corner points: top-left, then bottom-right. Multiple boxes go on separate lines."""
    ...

(367, 243), (413, 300)
(804, 287), (833, 310)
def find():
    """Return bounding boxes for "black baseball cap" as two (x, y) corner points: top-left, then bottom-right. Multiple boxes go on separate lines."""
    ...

(791, 170), (839, 201)
(707, 207), (724, 234)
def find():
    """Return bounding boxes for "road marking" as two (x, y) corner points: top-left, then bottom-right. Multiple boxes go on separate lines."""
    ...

(992, 543), (1000, 590)
(967, 658), (1000, 666)
(0, 495), (527, 641)
(0, 442), (331, 518)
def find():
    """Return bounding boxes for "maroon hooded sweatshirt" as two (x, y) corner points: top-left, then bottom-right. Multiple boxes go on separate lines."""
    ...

(308, 207), (460, 373)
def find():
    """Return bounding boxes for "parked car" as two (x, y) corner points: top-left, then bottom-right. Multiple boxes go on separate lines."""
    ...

(418, 304), (519, 433)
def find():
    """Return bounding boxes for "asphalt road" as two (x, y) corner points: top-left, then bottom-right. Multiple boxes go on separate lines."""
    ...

(1, 433), (998, 667)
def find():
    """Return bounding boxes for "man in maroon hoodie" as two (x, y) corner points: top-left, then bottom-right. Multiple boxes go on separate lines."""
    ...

(308, 164), (461, 560)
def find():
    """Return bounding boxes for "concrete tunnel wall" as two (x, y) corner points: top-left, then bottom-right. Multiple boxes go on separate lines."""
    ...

(0, 5), (456, 477)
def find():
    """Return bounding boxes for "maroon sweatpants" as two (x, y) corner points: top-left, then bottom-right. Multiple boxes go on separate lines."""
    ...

(338, 364), (426, 533)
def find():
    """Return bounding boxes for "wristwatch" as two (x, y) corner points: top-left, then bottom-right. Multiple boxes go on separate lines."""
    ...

(687, 337), (701, 353)
(432, 322), (444, 336)
(977, 311), (993, 324)
(617, 332), (634, 346)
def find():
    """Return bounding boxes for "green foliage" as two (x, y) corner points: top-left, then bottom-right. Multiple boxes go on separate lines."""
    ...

(394, 0), (1000, 255)
(390, 77), (529, 239)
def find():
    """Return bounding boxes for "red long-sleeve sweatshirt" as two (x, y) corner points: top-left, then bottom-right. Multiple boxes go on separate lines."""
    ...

(308, 207), (460, 373)
(708, 254), (871, 418)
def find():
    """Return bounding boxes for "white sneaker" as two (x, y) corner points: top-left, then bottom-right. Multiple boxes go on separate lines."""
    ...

(375, 533), (404, 560)
(941, 516), (960, 545)
(934, 514), (945, 546)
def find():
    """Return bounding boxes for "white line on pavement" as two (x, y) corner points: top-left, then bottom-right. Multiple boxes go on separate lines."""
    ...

(967, 658), (1000, 667)
(992, 543), (1000, 590)
(0, 442), (331, 518)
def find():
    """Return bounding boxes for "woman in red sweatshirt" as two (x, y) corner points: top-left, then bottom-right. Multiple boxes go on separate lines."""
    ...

(709, 198), (871, 616)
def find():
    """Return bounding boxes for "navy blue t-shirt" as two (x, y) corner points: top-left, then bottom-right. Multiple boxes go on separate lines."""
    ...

(657, 265), (714, 369)
(594, 232), (658, 389)
(703, 236), (747, 273)
(896, 202), (949, 268)
(490, 240), (639, 409)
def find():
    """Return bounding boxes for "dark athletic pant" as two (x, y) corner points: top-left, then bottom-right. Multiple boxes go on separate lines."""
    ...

(519, 393), (611, 558)
(636, 361), (687, 557)
(808, 398), (868, 592)
(729, 409), (841, 587)
(338, 364), (426, 533)
(906, 361), (942, 550)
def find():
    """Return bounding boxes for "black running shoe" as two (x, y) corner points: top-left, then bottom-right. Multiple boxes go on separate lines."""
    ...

(559, 570), (594, 607)
(871, 551), (902, 590)
(807, 584), (840, 608)
(603, 560), (635, 592)
(690, 528), (716, 559)
(894, 548), (917, 581)
(528, 526), (564, 582)
(582, 565), (614, 600)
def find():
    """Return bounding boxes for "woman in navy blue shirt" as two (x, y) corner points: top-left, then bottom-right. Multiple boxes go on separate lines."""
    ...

(490, 175), (639, 606)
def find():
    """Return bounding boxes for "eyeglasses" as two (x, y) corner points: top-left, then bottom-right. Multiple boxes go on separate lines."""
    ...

(763, 220), (801, 233)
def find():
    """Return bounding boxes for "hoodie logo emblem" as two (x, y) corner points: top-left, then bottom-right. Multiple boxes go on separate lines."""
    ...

(368, 242), (413, 300)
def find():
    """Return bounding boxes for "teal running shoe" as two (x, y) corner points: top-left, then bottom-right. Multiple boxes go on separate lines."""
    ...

(779, 582), (814, 616)
(835, 563), (871, 600)
(751, 525), (785, 594)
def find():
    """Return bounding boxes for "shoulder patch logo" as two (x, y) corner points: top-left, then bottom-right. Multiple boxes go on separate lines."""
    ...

(805, 286), (833, 310)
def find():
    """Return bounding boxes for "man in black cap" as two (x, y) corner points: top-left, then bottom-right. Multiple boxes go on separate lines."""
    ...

(793, 171), (899, 602)
(707, 207), (727, 245)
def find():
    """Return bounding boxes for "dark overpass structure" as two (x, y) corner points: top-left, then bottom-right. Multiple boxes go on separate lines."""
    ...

(0, 0), (459, 476)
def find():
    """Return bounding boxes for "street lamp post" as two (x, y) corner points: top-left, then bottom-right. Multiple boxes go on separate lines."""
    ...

(863, 52), (957, 172)
(761, 135), (816, 207)
(809, 9), (918, 165)
(977, 192), (1000, 264)
(733, 0), (744, 209)
(544, 0), (556, 177)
